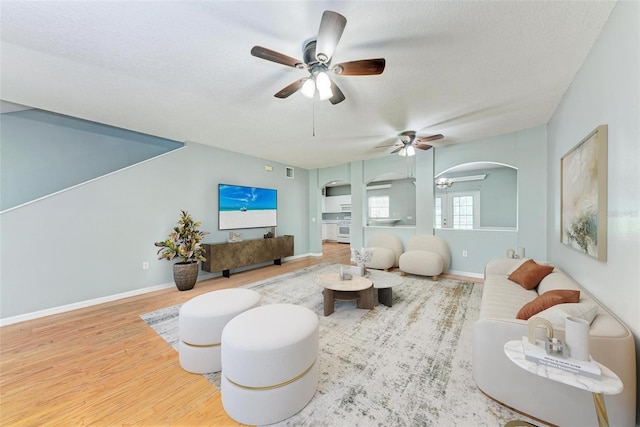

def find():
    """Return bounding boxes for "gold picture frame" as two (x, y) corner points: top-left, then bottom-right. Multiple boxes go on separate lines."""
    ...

(560, 125), (607, 261)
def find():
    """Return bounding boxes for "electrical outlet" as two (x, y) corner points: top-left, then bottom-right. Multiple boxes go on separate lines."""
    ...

(462, 250), (468, 257)
(142, 261), (150, 270)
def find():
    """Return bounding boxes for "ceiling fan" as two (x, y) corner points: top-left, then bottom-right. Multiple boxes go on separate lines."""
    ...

(250, 10), (385, 105)
(382, 131), (444, 156)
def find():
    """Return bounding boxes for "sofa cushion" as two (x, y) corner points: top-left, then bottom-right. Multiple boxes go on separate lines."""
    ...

(479, 275), (538, 320)
(508, 259), (554, 290)
(516, 289), (580, 320)
(534, 302), (599, 327)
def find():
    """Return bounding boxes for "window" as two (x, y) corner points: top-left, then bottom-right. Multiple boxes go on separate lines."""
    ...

(435, 191), (480, 229)
(452, 195), (473, 229)
(434, 197), (442, 229)
(368, 196), (389, 218)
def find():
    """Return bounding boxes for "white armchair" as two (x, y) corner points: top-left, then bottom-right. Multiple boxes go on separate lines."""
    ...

(364, 233), (403, 271)
(399, 235), (450, 280)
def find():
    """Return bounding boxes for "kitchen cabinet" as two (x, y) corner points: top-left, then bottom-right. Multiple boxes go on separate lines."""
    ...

(322, 195), (352, 213)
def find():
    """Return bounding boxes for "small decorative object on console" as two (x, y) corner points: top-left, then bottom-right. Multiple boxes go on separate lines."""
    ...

(228, 232), (242, 243)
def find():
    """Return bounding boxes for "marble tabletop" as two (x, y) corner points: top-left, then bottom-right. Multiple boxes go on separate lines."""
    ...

(316, 273), (373, 292)
(504, 340), (623, 395)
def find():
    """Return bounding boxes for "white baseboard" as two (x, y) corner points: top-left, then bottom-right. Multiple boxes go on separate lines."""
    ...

(0, 282), (176, 327)
(0, 252), (317, 327)
(446, 269), (484, 279)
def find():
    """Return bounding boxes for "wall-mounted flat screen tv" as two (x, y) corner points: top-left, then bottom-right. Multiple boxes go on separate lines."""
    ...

(218, 184), (277, 230)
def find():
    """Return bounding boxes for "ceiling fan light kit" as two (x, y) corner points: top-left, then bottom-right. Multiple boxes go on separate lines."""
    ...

(399, 145), (416, 157)
(250, 10), (385, 105)
(301, 79), (315, 98)
(436, 178), (454, 189)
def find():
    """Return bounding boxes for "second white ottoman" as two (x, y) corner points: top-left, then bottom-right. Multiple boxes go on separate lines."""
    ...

(179, 288), (261, 374)
(221, 303), (319, 425)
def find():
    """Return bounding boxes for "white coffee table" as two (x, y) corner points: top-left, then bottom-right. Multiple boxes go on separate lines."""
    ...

(365, 269), (404, 307)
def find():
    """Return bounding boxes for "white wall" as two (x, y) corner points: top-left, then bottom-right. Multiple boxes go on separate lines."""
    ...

(0, 142), (310, 321)
(546, 1), (639, 421)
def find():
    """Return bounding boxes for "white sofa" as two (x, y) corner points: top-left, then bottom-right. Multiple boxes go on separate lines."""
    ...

(472, 258), (636, 427)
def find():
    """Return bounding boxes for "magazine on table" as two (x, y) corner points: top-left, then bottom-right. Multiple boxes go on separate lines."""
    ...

(521, 336), (601, 379)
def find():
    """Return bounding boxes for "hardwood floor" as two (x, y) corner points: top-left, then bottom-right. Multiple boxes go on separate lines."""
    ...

(0, 243), (351, 427)
(0, 242), (480, 426)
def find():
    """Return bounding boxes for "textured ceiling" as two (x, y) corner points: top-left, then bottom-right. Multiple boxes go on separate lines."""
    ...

(0, 1), (615, 169)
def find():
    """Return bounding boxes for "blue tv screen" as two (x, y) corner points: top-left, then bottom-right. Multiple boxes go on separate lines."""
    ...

(218, 184), (277, 230)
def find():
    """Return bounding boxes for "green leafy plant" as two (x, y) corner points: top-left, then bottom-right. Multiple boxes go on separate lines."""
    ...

(154, 210), (209, 263)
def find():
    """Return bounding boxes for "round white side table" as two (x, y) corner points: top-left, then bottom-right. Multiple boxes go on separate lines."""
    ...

(504, 340), (623, 427)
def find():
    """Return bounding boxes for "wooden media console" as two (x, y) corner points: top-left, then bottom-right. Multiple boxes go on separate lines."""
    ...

(201, 235), (294, 278)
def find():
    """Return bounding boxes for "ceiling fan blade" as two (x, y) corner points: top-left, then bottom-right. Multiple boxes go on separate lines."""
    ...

(328, 80), (346, 105)
(415, 134), (444, 143)
(274, 79), (306, 98)
(374, 137), (400, 149)
(414, 143), (433, 151)
(333, 58), (386, 76)
(315, 10), (347, 63)
(251, 46), (304, 68)
(390, 146), (403, 154)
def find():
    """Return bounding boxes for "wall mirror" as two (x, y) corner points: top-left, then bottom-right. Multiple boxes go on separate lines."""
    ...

(434, 162), (517, 230)
(366, 175), (416, 227)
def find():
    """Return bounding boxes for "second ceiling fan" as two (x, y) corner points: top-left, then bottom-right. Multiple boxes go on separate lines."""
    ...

(385, 131), (444, 156)
(250, 10), (386, 105)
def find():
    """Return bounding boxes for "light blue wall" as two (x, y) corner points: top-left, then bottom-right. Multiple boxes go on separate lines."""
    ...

(1, 109), (184, 211)
(0, 140), (309, 320)
(434, 126), (547, 273)
(436, 166), (517, 228)
(546, 2), (639, 418)
(313, 127), (546, 274)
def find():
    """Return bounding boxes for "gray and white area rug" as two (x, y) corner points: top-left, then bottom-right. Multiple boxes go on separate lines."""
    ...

(141, 263), (537, 426)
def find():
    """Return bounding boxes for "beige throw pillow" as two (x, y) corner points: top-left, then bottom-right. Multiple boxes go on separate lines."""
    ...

(534, 303), (599, 327)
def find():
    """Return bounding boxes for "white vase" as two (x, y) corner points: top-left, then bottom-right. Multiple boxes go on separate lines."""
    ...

(351, 264), (365, 277)
(565, 316), (590, 361)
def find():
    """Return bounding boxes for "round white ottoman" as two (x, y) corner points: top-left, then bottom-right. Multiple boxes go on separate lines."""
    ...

(221, 303), (319, 425)
(179, 288), (261, 374)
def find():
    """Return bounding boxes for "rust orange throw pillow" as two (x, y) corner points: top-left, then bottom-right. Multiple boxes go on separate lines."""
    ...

(508, 259), (554, 290)
(516, 290), (580, 320)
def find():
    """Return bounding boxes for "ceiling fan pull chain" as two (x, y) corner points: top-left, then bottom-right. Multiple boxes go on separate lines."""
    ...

(312, 99), (316, 137)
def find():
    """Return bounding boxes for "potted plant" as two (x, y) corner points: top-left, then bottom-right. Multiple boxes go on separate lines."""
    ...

(154, 210), (209, 291)
(350, 247), (373, 276)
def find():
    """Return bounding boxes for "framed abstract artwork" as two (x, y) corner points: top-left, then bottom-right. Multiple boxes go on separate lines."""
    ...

(560, 125), (608, 261)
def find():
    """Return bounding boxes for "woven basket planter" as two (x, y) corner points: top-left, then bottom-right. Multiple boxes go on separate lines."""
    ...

(173, 261), (199, 291)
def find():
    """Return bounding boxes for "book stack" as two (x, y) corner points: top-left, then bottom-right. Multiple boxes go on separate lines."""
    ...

(522, 336), (601, 379)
